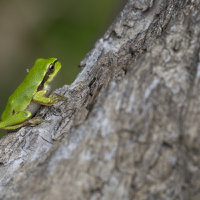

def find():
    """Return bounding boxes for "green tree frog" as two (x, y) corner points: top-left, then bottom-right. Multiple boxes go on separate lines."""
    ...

(0, 58), (68, 132)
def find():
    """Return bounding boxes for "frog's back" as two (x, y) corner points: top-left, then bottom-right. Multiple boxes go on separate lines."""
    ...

(1, 58), (53, 121)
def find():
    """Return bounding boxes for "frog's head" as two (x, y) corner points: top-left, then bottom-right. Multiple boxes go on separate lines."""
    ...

(34, 57), (62, 86)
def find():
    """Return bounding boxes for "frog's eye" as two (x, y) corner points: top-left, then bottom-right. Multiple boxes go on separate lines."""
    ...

(48, 59), (58, 74)
(48, 63), (55, 73)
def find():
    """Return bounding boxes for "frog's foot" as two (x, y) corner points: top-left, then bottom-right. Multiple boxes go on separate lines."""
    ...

(49, 93), (68, 102)
(27, 117), (51, 125)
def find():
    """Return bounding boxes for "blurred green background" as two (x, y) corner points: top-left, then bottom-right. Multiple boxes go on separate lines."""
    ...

(0, 0), (127, 138)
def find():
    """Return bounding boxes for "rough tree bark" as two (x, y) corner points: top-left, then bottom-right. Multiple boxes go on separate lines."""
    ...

(0, 0), (200, 199)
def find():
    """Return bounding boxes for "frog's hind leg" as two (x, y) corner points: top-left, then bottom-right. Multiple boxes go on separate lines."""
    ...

(1, 123), (28, 132)
(1, 117), (51, 132)
(0, 111), (32, 132)
(0, 117), (51, 132)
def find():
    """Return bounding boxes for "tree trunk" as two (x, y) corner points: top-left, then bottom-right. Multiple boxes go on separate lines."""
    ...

(1, 0), (200, 199)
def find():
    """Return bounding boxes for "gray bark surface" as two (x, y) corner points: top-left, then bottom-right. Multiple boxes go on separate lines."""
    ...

(1, 0), (200, 199)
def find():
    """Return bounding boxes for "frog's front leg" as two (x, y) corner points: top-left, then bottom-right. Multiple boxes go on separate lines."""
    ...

(33, 90), (68, 106)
